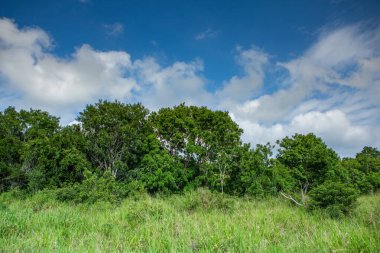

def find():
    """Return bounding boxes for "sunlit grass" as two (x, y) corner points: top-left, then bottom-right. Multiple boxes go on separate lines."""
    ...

(1, 190), (379, 252)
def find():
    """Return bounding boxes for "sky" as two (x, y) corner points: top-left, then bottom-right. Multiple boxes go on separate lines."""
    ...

(0, 0), (380, 157)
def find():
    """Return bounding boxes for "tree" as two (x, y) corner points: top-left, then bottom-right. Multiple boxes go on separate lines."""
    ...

(0, 107), (60, 191)
(355, 146), (380, 192)
(77, 100), (151, 179)
(204, 151), (235, 194)
(135, 150), (191, 194)
(277, 133), (339, 203)
(0, 107), (25, 191)
(18, 108), (60, 141)
(238, 144), (294, 197)
(340, 158), (372, 194)
(149, 104), (243, 187)
(22, 124), (90, 191)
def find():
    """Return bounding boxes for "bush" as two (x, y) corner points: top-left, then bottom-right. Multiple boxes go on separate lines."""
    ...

(57, 169), (121, 204)
(308, 180), (359, 218)
(121, 180), (147, 200)
(0, 187), (29, 204)
(367, 172), (380, 192)
(136, 151), (191, 194)
(56, 169), (148, 204)
(178, 188), (235, 212)
(26, 189), (58, 212)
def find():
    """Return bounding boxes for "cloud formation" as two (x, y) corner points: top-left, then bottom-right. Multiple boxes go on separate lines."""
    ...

(217, 46), (268, 103)
(195, 29), (220, 40)
(229, 24), (380, 156)
(0, 18), (210, 121)
(133, 57), (214, 110)
(0, 18), (379, 156)
(0, 18), (136, 120)
(103, 22), (124, 37)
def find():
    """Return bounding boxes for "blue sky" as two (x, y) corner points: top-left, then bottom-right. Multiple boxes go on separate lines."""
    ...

(0, 0), (380, 156)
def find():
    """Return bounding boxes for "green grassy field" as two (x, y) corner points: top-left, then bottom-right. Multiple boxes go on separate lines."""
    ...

(0, 190), (379, 252)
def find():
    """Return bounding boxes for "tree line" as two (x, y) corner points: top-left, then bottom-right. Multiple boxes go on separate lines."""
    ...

(1, 101), (379, 216)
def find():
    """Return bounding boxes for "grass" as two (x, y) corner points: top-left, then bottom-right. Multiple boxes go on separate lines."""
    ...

(0, 189), (379, 252)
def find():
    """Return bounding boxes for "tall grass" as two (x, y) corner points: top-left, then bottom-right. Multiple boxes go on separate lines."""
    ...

(0, 189), (379, 252)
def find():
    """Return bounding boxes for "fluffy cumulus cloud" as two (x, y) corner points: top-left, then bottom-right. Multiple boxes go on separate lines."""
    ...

(133, 58), (214, 110)
(0, 18), (379, 156)
(229, 24), (380, 156)
(217, 46), (268, 103)
(0, 18), (137, 120)
(0, 18), (210, 121)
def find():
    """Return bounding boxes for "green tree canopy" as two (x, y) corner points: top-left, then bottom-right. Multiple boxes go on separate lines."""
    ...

(276, 133), (339, 201)
(0, 107), (60, 191)
(355, 146), (380, 191)
(77, 100), (151, 179)
(149, 103), (243, 187)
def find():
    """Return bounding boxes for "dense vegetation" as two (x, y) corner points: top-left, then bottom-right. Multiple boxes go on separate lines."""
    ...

(1, 101), (380, 218)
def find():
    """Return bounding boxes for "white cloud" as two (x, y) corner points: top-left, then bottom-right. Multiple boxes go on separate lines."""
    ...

(217, 46), (268, 102)
(289, 110), (372, 154)
(195, 29), (220, 40)
(103, 22), (124, 37)
(0, 18), (379, 156)
(224, 24), (380, 156)
(0, 18), (136, 112)
(134, 57), (214, 110)
(238, 109), (376, 157)
(0, 18), (212, 119)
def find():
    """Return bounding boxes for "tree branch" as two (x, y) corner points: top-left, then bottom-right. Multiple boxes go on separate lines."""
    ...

(280, 192), (304, 206)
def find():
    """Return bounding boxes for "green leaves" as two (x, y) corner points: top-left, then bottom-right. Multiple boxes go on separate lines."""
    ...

(277, 133), (339, 191)
(308, 180), (359, 218)
(0, 103), (378, 216)
(0, 107), (60, 192)
(238, 144), (294, 197)
(136, 151), (191, 194)
(355, 147), (380, 191)
(78, 100), (151, 178)
(149, 103), (243, 189)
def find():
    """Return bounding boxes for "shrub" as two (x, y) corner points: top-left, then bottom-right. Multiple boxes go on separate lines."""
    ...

(136, 151), (191, 194)
(367, 172), (380, 192)
(178, 188), (235, 212)
(308, 180), (359, 218)
(121, 180), (147, 200)
(56, 169), (121, 204)
(26, 189), (58, 212)
(56, 169), (148, 203)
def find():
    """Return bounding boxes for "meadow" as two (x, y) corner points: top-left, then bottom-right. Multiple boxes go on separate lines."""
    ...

(1, 189), (379, 252)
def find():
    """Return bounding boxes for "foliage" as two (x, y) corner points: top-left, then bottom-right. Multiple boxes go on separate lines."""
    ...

(22, 125), (89, 191)
(308, 180), (359, 218)
(340, 158), (373, 193)
(149, 103), (243, 186)
(201, 149), (239, 194)
(177, 188), (235, 212)
(0, 103), (379, 216)
(0, 107), (25, 191)
(238, 144), (295, 197)
(0, 107), (60, 192)
(277, 133), (340, 203)
(56, 169), (123, 204)
(77, 100), (151, 179)
(136, 150), (192, 194)
(356, 146), (380, 191)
